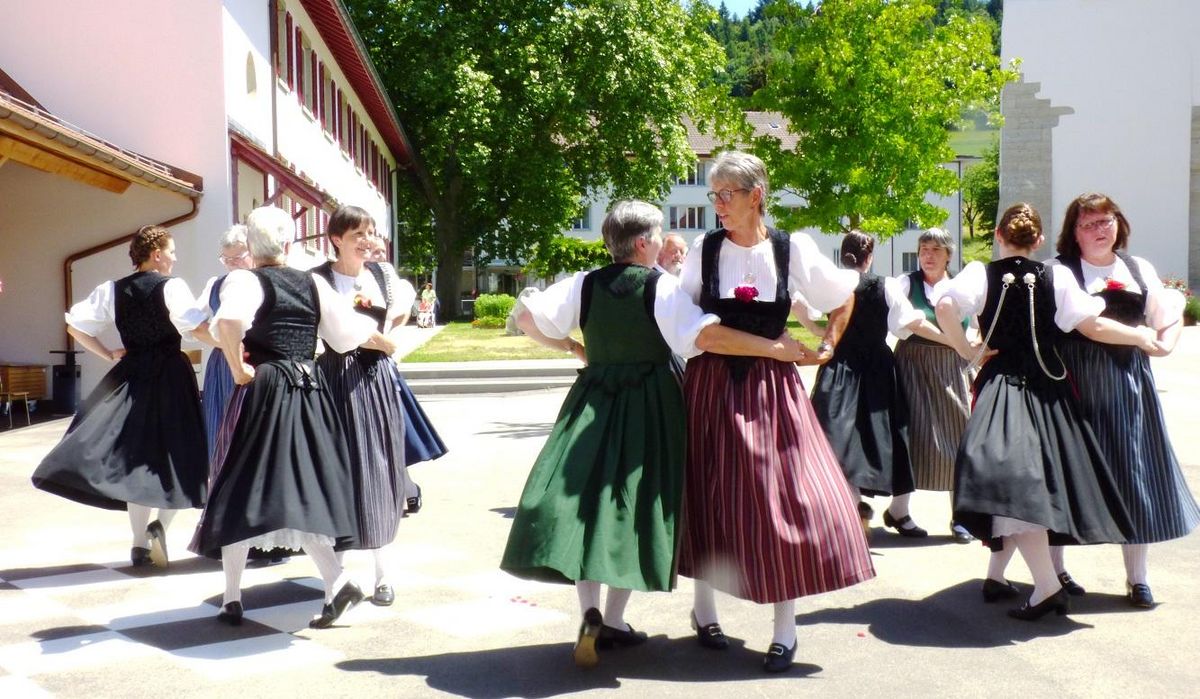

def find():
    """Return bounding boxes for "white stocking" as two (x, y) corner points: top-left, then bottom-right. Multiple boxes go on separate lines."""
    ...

(1049, 545), (1067, 574)
(888, 492), (912, 519)
(1011, 529), (1059, 605)
(986, 536), (1016, 582)
(221, 542), (250, 606)
(772, 599), (797, 647)
(576, 580), (602, 616)
(155, 509), (178, 531)
(303, 541), (345, 603)
(603, 587), (632, 630)
(1122, 544), (1150, 585)
(373, 545), (395, 588)
(127, 504), (152, 548)
(692, 579), (719, 627)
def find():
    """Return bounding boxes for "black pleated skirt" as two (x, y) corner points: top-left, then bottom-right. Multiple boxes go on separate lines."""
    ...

(952, 366), (1133, 545)
(189, 360), (360, 558)
(31, 350), (207, 511)
(811, 351), (915, 497)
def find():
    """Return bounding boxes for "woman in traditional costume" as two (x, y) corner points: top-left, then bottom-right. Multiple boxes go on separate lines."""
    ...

(1049, 193), (1197, 608)
(191, 206), (394, 629)
(936, 203), (1151, 620)
(501, 199), (811, 669)
(677, 151), (875, 672)
(197, 225), (252, 465)
(32, 225), (207, 569)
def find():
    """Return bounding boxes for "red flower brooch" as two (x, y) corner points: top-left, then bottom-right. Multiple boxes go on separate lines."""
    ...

(733, 284), (759, 302)
(353, 293), (373, 309)
(1104, 278), (1126, 291)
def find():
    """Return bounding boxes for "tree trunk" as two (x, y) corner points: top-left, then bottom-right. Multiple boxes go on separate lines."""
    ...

(435, 256), (465, 321)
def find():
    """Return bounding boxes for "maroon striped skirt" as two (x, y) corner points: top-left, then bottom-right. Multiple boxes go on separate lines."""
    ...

(678, 353), (875, 603)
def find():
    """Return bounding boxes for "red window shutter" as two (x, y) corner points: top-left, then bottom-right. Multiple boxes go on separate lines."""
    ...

(285, 14), (294, 89)
(294, 28), (304, 103)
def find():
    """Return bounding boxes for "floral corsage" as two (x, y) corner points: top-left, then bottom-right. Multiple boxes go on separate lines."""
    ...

(733, 273), (759, 302)
(1104, 277), (1126, 291)
(353, 293), (374, 309)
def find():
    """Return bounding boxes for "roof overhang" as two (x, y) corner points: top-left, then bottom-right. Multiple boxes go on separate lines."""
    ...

(300, 0), (416, 169)
(0, 90), (202, 199)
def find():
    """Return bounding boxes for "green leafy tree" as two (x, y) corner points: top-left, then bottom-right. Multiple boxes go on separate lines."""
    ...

(345, 0), (735, 317)
(524, 235), (612, 279)
(753, 0), (1016, 237)
(961, 137), (1000, 239)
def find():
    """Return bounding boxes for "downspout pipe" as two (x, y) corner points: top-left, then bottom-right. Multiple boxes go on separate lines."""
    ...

(61, 197), (201, 349)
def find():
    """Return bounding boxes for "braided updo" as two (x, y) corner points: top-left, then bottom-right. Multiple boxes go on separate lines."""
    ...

(996, 203), (1042, 249)
(840, 230), (875, 269)
(129, 225), (172, 266)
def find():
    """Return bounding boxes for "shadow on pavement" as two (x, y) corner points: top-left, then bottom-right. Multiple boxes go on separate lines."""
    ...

(337, 635), (822, 698)
(477, 421), (555, 440)
(865, 530), (960, 549)
(796, 579), (1093, 648)
(489, 507), (516, 519)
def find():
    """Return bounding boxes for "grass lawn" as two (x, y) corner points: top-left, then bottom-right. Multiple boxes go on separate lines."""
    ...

(949, 127), (997, 158)
(403, 319), (826, 362)
(961, 235), (993, 266)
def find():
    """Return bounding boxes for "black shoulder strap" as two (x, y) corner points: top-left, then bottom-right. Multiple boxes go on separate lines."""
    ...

(1114, 250), (1147, 295)
(1055, 254), (1087, 289)
(579, 270), (598, 331)
(700, 229), (726, 303)
(643, 268), (662, 320)
(251, 269), (275, 326)
(364, 261), (392, 307)
(768, 228), (790, 299)
(311, 260), (335, 287)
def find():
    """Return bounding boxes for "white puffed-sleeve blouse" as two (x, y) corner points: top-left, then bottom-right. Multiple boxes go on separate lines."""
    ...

(210, 269), (376, 354)
(941, 260), (1105, 333)
(524, 268), (721, 359)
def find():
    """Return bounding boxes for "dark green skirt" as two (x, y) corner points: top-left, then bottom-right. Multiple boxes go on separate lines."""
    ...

(500, 362), (684, 591)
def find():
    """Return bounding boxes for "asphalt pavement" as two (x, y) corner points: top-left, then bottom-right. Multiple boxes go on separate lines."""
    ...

(1, 330), (1198, 698)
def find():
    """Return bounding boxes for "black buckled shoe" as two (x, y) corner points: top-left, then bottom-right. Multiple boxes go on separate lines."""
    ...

(1127, 582), (1155, 609)
(130, 546), (152, 567)
(217, 601), (244, 626)
(882, 510), (928, 538)
(690, 611), (729, 650)
(857, 501), (874, 537)
(1008, 589), (1069, 621)
(762, 641), (797, 673)
(981, 578), (1021, 603)
(146, 520), (169, 568)
(372, 584), (395, 607)
(950, 521), (974, 544)
(573, 607), (603, 668)
(597, 623), (648, 649)
(1057, 571), (1086, 597)
(406, 484), (422, 515)
(309, 581), (365, 629)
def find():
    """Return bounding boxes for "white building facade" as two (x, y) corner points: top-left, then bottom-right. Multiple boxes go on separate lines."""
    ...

(0, 0), (415, 397)
(1000, 0), (1198, 285)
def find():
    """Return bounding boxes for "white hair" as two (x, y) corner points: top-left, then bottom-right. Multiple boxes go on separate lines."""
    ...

(218, 224), (248, 251)
(245, 206), (294, 262)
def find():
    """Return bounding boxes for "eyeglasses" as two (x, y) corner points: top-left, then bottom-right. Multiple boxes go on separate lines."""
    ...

(218, 250), (251, 264)
(1078, 216), (1116, 232)
(706, 188), (749, 204)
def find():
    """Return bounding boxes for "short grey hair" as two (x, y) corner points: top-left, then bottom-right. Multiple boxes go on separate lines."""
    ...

(918, 227), (956, 256)
(218, 224), (248, 251)
(709, 150), (769, 215)
(601, 200), (662, 262)
(245, 206), (294, 263)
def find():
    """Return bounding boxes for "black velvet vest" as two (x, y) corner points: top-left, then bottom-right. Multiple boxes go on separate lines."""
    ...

(831, 272), (887, 365)
(1056, 250), (1147, 363)
(698, 227), (791, 379)
(311, 260), (390, 332)
(243, 267), (320, 365)
(977, 257), (1066, 383)
(114, 271), (180, 355)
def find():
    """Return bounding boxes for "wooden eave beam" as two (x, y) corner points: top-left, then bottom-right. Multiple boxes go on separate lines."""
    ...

(0, 134), (131, 194)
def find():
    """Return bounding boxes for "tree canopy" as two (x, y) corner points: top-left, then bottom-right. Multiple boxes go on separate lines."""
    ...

(345, 0), (734, 314)
(751, 0), (1015, 237)
(961, 137), (1000, 238)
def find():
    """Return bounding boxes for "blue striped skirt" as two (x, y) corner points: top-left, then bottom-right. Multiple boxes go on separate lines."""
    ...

(1061, 339), (1200, 544)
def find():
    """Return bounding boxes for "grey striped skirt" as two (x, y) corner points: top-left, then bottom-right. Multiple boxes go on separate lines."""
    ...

(1061, 339), (1199, 544)
(895, 339), (972, 492)
(318, 350), (411, 549)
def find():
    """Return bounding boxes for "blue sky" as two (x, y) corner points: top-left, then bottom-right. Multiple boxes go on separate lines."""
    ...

(713, 0), (759, 19)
